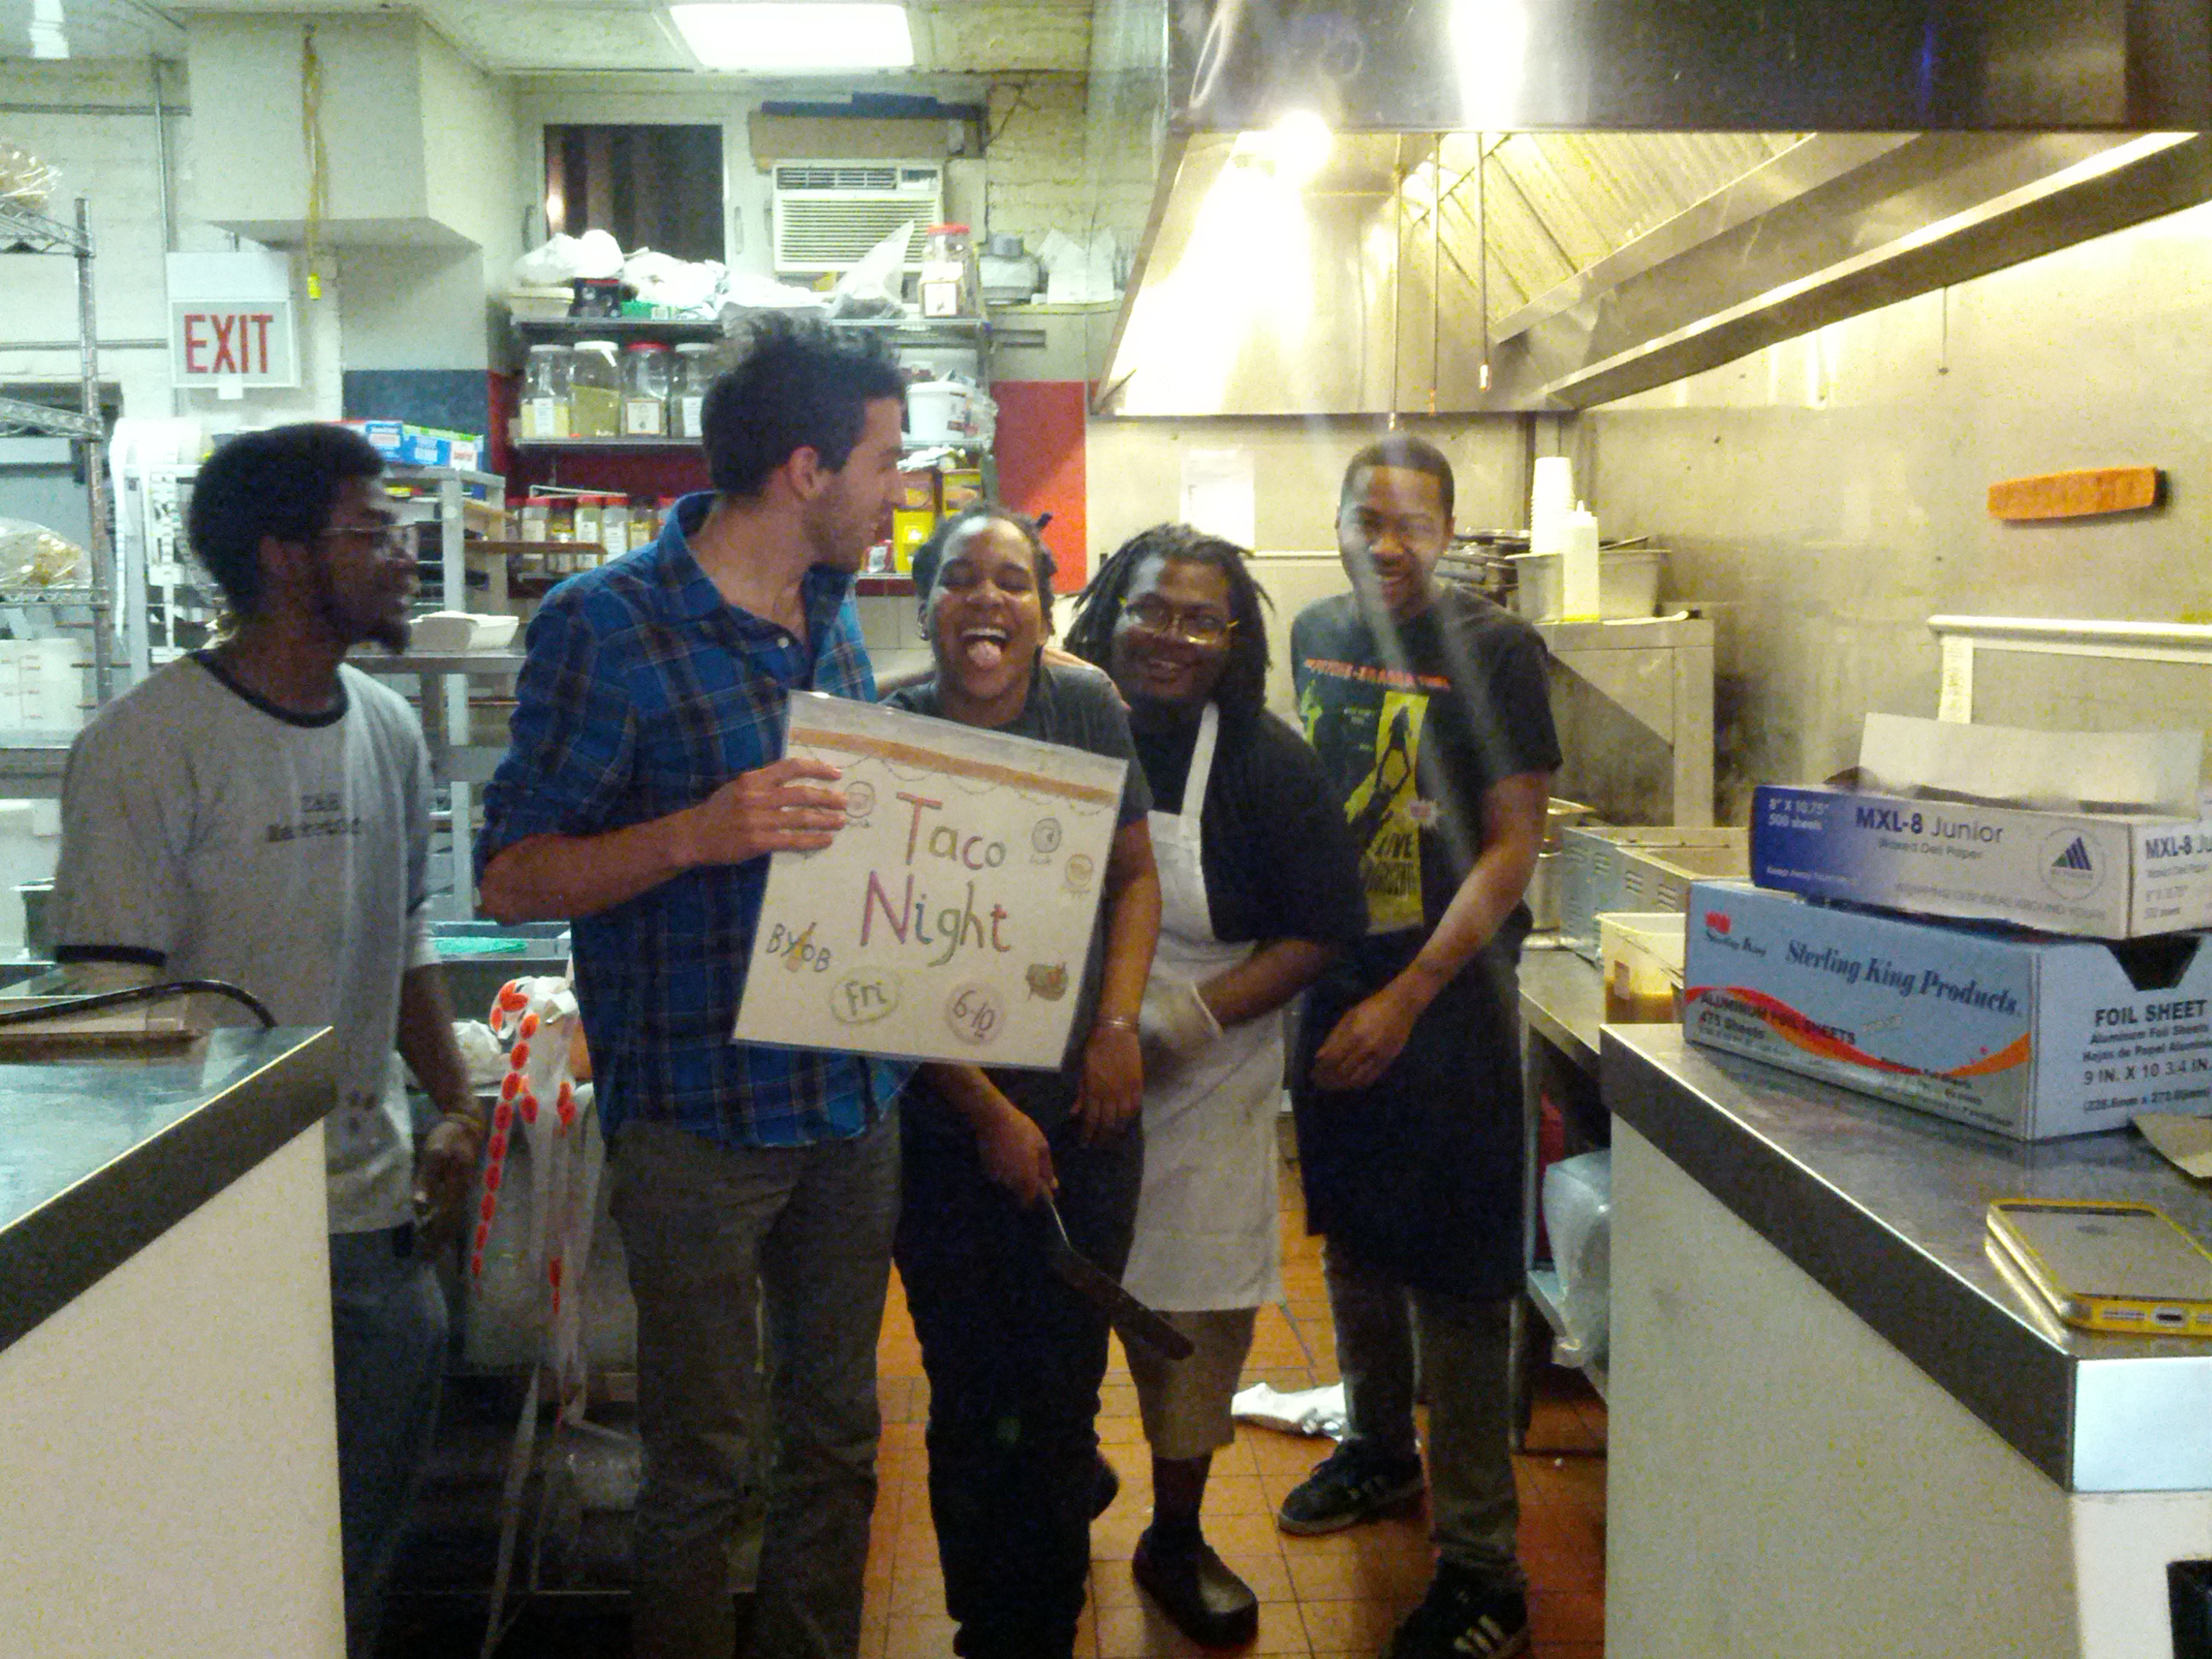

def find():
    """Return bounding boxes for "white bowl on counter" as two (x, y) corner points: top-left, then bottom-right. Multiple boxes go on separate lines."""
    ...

(409, 611), (520, 654)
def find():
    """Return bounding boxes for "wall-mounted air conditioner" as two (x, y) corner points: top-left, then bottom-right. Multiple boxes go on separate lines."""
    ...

(771, 160), (942, 276)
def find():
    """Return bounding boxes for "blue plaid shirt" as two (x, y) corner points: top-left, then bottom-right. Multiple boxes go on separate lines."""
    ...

(478, 493), (911, 1149)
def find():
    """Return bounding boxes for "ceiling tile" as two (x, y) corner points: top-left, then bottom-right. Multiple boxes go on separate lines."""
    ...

(431, 0), (686, 70)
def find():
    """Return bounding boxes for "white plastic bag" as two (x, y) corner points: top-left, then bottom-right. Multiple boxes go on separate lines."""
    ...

(724, 272), (832, 311)
(0, 518), (84, 588)
(1543, 1150), (1612, 1364)
(1036, 228), (1123, 304)
(828, 221), (916, 317)
(569, 228), (625, 279)
(0, 142), (56, 211)
(622, 248), (727, 315)
(453, 1018), (507, 1087)
(511, 228), (626, 288)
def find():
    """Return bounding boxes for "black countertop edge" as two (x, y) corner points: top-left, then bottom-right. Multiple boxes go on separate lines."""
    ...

(0, 1028), (337, 1358)
(1601, 1027), (2077, 1487)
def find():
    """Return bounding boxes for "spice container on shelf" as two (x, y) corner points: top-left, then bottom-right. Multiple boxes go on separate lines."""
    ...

(622, 342), (672, 436)
(517, 500), (550, 543)
(602, 500), (631, 561)
(568, 340), (621, 438)
(521, 345), (572, 439)
(573, 494), (605, 557)
(541, 495), (576, 544)
(919, 223), (977, 317)
(673, 343), (716, 438)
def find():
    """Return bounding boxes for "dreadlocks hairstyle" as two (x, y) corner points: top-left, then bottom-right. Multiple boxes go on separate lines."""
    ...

(1065, 522), (1272, 722)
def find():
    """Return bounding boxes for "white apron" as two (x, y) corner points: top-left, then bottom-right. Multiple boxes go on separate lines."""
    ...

(1121, 702), (1289, 1312)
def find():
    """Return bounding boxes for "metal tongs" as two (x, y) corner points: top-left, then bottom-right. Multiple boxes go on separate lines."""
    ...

(1042, 1194), (1194, 1360)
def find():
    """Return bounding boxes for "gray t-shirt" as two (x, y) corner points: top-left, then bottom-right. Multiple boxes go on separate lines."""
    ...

(51, 655), (439, 1234)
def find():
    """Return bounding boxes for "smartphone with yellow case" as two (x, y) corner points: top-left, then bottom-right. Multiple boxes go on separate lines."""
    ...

(1987, 1198), (2212, 1336)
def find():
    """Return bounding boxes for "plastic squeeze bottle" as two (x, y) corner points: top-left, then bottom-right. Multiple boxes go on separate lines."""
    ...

(1560, 502), (1601, 622)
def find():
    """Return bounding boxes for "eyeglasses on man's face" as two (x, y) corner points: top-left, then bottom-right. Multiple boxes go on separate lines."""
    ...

(318, 518), (408, 550)
(1120, 593), (1236, 646)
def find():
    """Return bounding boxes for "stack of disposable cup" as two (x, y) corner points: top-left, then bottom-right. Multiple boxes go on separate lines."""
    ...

(1529, 456), (1575, 556)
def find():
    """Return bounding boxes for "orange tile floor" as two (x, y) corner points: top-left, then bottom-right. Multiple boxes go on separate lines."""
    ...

(861, 1167), (1609, 1659)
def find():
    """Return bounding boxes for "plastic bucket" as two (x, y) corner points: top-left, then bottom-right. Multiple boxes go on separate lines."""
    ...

(906, 381), (970, 441)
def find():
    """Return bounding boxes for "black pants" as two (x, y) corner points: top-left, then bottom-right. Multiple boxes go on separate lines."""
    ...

(894, 1114), (1144, 1659)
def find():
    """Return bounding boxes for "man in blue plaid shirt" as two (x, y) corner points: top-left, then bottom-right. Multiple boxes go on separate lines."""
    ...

(479, 315), (912, 1659)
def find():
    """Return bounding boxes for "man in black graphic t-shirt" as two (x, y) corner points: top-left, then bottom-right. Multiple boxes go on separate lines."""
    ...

(1276, 436), (1561, 1659)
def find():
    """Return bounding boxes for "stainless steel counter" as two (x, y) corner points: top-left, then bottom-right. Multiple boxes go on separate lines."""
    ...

(0, 1026), (335, 1355)
(1518, 946), (1604, 1074)
(1604, 1023), (2212, 1493)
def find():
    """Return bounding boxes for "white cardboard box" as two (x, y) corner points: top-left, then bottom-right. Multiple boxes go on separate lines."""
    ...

(1751, 716), (2212, 938)
(1751, 783), (2212, 939)
(1684, 881), (2212, 1140)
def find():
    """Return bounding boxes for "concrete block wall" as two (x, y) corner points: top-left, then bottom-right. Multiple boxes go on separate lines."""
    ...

(984, 75), (1087, 252)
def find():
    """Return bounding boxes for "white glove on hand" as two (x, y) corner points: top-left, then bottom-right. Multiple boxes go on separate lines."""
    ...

(1138, 977), (1222, 1062)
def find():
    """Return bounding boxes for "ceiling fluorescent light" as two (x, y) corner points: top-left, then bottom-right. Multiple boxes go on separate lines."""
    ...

(669, 3), (914, 72)
(31, 0), (69, 59)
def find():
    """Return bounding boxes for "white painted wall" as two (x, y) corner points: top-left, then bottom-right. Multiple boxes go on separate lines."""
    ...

(335, 243), (493, 373)
(3, 18), (521, 425)
(189, 13), (431, 236)
(418, 22), (524, 271)
(0, 59), (208, 418)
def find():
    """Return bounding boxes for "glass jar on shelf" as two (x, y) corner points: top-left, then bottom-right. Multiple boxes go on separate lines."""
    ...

(568, 340), (621, 438)
(622, 341), (674, 436)
(521, 344), (572, 439)
(920, 223), (977, 317)
(573, 494), (606, 556)
(541, 495), (576, 544)
(673, 342), (717, 439)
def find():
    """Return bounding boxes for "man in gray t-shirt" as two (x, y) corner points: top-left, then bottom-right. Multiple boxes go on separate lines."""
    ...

(50, 424), (477, 1658)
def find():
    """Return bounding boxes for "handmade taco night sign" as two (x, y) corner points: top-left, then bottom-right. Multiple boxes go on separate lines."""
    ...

(732, 692), (1127, 1068)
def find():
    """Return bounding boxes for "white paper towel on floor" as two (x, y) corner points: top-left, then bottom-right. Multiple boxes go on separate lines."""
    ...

(1230, 1381), (1346, 1439)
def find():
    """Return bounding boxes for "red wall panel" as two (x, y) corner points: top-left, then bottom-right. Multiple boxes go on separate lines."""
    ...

(989, 380), (1088, 591)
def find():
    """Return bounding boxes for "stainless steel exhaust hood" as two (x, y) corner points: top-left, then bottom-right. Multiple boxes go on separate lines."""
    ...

(1087, 0), (2212, 415)
(1179, 0), (2212, 133)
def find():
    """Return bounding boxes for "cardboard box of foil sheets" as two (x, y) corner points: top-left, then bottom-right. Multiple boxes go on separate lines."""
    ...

(1750, 715), (2212, 939)
(1684, 881), (2212, 1140)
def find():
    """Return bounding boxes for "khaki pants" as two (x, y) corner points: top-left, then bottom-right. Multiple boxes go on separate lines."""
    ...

(1126, 1307), (1259, 1462)
(612, 1113), (900, 1659)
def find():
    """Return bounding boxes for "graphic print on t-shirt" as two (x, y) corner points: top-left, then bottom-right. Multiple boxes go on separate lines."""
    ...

(1300, 663), (1435, 935)
(265, 788), (367, 845)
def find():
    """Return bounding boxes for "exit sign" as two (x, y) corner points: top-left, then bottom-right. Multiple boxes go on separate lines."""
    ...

(166, 250), (299, 389)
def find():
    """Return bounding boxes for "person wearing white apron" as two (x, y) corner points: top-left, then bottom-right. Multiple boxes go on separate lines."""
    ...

(1062, 525), (1366, 1648)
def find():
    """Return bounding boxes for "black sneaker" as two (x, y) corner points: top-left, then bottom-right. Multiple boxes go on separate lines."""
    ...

(1273, 1441), (1425, 1535)
(1383, 1564), (1529, 1659)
